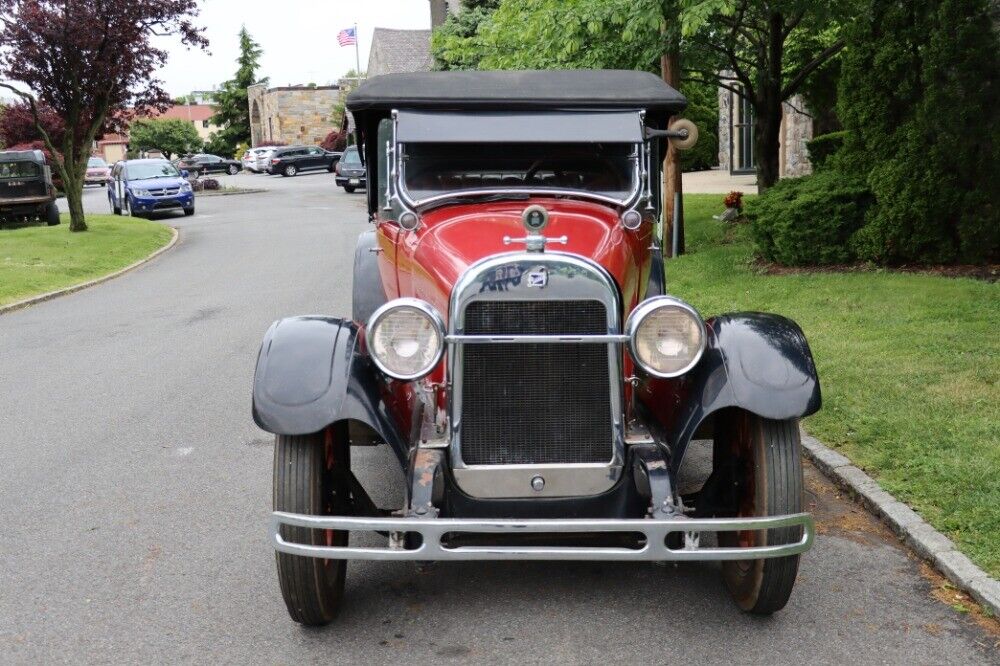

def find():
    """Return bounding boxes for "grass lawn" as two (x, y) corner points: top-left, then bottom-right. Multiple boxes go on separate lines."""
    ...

(0, 213), (174, 307)
(671, 194), (1000, 578)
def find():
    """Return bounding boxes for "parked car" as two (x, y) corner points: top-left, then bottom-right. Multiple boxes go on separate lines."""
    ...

(254, 146), (278, 173)
(107, 158), (194, 217)
(0, 149), (60, 225)
(242, 147), (273, 173)
(267, 145), (341, 177)
(254, 70), (820, 626)
(175, 153), (241, 176)
(85, 156), (111, 186)
(334, 145), (366, 192)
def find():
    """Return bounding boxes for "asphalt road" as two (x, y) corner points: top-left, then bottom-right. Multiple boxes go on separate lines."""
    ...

(2, 173), (997, 664)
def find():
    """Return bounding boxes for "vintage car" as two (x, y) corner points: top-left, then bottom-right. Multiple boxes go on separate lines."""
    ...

(0, 149), (60, 226)
(252, 70), (821, 625)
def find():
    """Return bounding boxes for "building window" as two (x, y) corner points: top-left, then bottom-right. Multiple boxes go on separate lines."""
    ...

(202, 120), (209, 129)
(730, 89), (755, 175)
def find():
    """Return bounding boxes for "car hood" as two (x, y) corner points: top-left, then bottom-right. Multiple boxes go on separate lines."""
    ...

(127, 177), (187, 189)
(399, 197), (653, 319)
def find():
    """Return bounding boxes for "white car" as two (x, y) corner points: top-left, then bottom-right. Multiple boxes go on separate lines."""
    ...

(254, 147), (278, 173)
(241, 150), (259, 173)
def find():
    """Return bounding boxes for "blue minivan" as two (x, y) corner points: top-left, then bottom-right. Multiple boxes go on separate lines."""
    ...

(107, 159), (194, 217)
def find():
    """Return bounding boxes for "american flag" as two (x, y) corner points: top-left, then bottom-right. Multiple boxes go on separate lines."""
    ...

(337, 27), (357, 47)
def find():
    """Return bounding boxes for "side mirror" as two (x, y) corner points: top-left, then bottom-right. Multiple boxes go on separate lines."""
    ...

(180, 169), (190, 179)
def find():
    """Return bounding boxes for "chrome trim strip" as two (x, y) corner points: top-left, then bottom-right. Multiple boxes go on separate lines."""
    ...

(271, 511), (815, 561)
(448, 252), (625, 498)
(447, 334), (629, 344)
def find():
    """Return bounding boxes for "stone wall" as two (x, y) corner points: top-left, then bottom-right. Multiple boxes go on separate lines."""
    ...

(778, 95), (813, 178)
(248, 84), (340, 147)
(718, 84), (732, 172)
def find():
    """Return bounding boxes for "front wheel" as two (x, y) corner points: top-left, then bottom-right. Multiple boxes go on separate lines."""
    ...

(273, 425), (351, 625)
(110, 194), (121, 216)
(227, 164), (239, 175)
(282, 164), (298, 177)
(715, 412), (804, 614)
(183, 206), (195, 217)
(45, 201), (61, 226)
(343, 185), (356, 193)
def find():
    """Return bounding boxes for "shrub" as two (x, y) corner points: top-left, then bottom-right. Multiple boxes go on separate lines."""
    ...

(747, 170), (873, 266)
(201, 178), (220, 191)
(806, 131), (848, 171)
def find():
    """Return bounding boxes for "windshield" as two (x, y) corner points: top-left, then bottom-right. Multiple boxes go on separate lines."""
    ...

(0, 161), (40, 179)
(342, 147), (361, 165)
(88, 157), (107, 168)
(126, 161), (180, 180)
(400, 142), (637, 203)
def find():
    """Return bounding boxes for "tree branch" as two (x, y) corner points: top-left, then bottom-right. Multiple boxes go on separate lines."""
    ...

(0, 83), (67, 178)
(781, 38), (846, 100)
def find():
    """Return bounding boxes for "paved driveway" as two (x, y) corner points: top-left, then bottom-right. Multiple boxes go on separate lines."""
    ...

(3, 173), (997, 664)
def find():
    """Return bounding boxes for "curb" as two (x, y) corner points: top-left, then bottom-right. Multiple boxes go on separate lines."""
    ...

(0, 225), (179, 316)
(801, 428), (1000, 616)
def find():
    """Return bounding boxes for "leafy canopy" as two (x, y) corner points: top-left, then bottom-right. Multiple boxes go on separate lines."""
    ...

(128, 118), (202, 159)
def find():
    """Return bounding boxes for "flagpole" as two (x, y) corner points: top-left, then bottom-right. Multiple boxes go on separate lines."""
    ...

(354, 23), (361, 79)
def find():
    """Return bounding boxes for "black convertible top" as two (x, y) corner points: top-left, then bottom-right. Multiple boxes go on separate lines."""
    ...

(347, 70), (687, 114)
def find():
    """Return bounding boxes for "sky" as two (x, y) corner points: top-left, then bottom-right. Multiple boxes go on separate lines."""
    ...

(154, 0), (432, 97)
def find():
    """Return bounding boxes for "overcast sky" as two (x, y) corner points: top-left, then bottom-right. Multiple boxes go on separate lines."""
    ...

(154, 0), (432, 97)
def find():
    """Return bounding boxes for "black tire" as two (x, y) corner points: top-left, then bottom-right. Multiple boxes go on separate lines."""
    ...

(110, 194), (121, 216)
(122, 195), (132, 217)
(343, 185), (356, 193)
(716, 411), (803, 615)
(183, 207), (195, 217)
(273, 425), (351, 625)
(282, 164), (298, 177)
(228, 164), (239, 175)
(45, 201), (61, 226)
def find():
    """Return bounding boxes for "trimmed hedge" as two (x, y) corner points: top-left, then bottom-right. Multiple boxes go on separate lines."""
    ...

(806, 131), (848, 171)
(747, 170), (873, 266)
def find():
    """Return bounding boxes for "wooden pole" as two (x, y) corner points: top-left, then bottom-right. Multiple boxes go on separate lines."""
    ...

(661, 49), (683, 256)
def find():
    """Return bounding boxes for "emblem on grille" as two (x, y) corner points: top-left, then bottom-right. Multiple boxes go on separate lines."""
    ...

(526, 268), (548, 288)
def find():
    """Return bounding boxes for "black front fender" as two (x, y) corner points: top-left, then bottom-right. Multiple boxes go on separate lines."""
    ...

(251, 316), (407, 464)
(638, 312), (821, 473)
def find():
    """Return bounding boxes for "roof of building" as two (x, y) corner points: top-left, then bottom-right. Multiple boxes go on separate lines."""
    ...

(366, 28), (433, 78)
(348, 70), (687, 115)
(156, 104), (215, 122)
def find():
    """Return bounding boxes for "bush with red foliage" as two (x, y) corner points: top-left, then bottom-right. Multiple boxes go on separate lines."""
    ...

(0, 100), (66, 148)
(723, 191), (744, 210)
(320, 130), (347, 152)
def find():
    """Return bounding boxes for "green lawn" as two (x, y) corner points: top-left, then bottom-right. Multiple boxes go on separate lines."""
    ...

(671, 194), (1000, 578)
(0, 214), (174, 307)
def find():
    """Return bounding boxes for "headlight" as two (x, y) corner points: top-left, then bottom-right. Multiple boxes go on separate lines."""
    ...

(625, 297), (706, 378)
(179, 181), (192, 191)
(366, 299), (445, 380)
(132, 188), (151, 197)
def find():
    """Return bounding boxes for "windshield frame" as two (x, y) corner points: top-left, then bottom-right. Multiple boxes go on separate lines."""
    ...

(125, 161), (180, 181)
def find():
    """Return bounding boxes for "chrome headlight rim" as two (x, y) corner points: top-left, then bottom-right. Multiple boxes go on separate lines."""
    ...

(365, 298), (446, 381)
(625, 296), (707, 379)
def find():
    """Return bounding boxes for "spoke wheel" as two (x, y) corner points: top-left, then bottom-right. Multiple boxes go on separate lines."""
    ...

(273, 423), (352, 625)
(715, 411), (803, 614)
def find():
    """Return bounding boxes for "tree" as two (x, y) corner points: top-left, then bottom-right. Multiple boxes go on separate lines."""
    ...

(0, 1), (205, 231)
(0, 99), (65, 148)
(209, 26), (266, 157)
(128, 118), (202, 158)
(836, 0), (999, 263)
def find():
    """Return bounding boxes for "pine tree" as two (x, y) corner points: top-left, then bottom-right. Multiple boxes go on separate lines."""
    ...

(207, 26), (266, 157)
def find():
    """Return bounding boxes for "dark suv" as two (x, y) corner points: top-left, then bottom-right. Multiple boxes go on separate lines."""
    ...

(334, 145), (366, 192)
(0, 149), (60, 226)
(267, 145), (341, 177)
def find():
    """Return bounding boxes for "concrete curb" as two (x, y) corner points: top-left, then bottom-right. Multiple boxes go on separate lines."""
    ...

(801, 429), (1000, 616)
(0, 225), (179, 316)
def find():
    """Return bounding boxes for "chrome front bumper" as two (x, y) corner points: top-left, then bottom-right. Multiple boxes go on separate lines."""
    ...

(270, 512), (815, 562)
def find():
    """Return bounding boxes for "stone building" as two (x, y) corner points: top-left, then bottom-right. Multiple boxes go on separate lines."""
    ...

(247, 85), (341, 147)
(367, 28), (434, 77)
(718, 84), (814, 179)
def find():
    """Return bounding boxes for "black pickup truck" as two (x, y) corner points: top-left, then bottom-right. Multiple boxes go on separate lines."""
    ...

(0, 149), (60, 226)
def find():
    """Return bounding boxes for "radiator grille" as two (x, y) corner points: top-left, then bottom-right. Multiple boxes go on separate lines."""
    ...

(460, 300), (613, 465)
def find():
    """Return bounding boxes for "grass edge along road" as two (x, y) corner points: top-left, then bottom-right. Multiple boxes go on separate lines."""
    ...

(0, 214), (174, 307)
(672, 194), (999, 579)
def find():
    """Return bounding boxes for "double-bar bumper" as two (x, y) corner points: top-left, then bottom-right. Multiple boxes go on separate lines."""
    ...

(270, 511), (814, 562)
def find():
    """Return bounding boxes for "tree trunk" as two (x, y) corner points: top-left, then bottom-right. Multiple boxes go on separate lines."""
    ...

(661, 48), (683, 256)
(63, 152), (88, 232)
(755, 12), (786, 191)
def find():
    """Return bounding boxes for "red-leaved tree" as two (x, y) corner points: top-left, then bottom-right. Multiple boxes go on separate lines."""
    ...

(0, 1), (206, 231)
